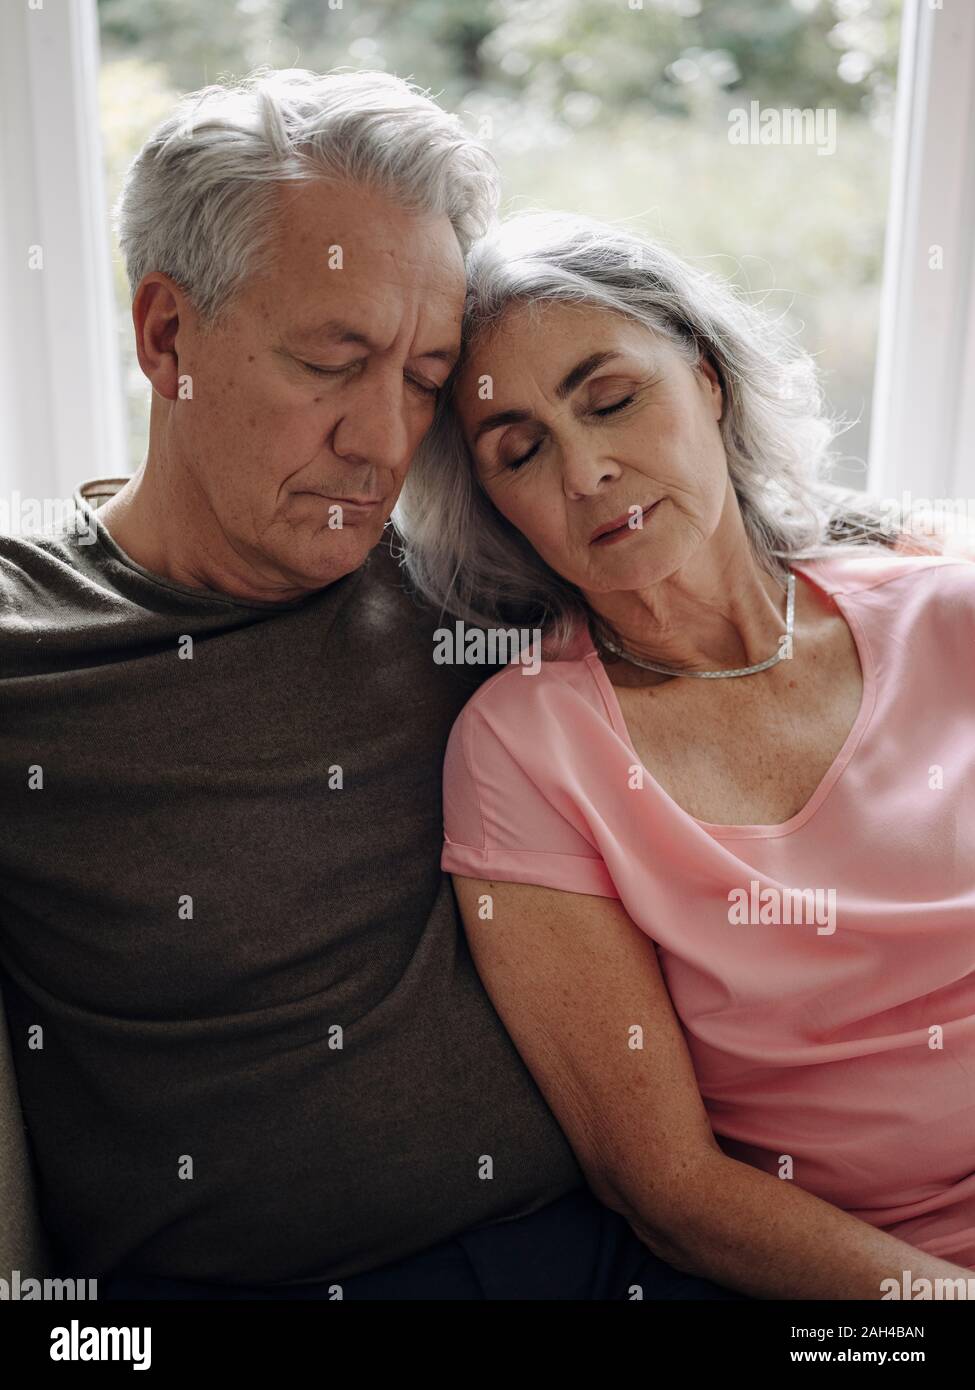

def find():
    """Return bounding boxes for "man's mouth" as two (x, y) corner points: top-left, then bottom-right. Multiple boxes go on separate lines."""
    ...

(590, 499), (661, 545)
(297, 492), (385, 510)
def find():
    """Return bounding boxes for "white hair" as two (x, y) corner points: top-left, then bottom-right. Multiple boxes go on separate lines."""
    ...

(114, 67), (501, 320)
(393, 211), (910, 656)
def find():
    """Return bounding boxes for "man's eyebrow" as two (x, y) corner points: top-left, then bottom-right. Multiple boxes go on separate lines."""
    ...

(290, 319), (458, 362)
(291, 319), (374, 349)
(472, 352), (624, 442)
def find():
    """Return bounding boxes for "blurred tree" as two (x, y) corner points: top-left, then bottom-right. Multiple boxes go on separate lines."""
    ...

(95, 0), (904, 478)
(97, 0), (902, 127)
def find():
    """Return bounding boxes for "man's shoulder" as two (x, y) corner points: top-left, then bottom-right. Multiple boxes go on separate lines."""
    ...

(361, 526), (508, 697)
(0, 513), (95, 605)
(0, 479), (113, 579)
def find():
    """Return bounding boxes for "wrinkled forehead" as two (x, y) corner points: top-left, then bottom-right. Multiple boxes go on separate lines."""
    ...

(248, 179), (468, 335)
(456, 299), (666, 388)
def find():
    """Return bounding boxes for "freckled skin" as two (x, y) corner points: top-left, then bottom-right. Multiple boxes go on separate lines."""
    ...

(100, 181), (467, 602)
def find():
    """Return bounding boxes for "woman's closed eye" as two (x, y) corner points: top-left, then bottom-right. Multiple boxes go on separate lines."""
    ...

(507, 439), (542, 471)
(592, 394), (635, 417)
(503, 395), (638, 470)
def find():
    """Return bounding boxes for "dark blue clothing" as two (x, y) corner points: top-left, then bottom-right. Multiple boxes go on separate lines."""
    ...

(102, 1186), (746, 1300)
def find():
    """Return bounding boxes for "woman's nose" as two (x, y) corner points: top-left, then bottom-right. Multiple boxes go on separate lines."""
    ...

(559, 439), (621, 500)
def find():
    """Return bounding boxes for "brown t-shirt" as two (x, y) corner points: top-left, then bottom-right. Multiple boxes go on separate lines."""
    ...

(0, 480), (582, 1285)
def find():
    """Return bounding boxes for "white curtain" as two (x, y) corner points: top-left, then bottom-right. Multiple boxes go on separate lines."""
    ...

(0, 0), (125, 506)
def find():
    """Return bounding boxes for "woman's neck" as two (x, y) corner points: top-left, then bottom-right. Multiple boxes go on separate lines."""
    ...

(585, 517), (791, 685)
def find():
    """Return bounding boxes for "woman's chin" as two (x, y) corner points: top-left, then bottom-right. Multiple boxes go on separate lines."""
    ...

(581, 547), (675, 593)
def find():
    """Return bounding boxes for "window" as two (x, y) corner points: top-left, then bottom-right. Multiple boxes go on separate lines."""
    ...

(95, 0), (903, 489)
(2, 0), (973, 510)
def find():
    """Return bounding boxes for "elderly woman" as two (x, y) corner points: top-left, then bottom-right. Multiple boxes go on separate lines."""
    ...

(393, 212), (975, 1299)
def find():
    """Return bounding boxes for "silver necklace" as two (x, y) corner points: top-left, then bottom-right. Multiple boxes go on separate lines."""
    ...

(599, 571), (796, 680)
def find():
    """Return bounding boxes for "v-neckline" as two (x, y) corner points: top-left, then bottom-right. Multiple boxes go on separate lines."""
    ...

(584, 560), (878, 840)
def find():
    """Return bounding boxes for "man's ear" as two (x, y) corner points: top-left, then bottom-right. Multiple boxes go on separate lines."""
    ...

(131, 273), (187, 401)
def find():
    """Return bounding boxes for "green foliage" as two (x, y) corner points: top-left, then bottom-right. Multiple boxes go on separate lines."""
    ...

(97, 0), (902, 123)
(96, 0), (904, 474)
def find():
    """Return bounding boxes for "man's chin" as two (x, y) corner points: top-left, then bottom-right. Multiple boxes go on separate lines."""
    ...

(284, 528), (385, 591)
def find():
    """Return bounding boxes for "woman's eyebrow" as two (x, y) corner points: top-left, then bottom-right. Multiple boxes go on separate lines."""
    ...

(555, 351), (621, 399)
(473, 408), (533, 443)
(472, 351), (625, 442)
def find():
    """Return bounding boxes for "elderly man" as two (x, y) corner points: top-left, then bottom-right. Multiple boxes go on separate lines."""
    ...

(0, 69), (738, 1300)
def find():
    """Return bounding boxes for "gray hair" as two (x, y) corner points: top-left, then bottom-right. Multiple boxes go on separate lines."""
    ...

(393, 211), (907, 657)
(114, 67), (501, 320)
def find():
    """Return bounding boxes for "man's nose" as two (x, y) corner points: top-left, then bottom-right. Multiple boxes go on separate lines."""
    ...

(330, 372), (415, 474)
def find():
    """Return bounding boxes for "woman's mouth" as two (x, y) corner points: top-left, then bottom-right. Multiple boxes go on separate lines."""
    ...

(589, 499), (661, 545)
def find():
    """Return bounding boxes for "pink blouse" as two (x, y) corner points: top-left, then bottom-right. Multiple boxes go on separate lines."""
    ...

(441, 552), (975, 1269)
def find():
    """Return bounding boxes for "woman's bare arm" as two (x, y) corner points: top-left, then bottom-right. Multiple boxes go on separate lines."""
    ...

(452, 873), (972, 1299)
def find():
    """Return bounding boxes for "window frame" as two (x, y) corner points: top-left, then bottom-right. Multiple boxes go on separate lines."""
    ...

(868, 0), (975, 503)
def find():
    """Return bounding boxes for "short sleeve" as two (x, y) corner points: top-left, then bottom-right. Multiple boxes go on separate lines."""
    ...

(441, 694), (619, 899)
